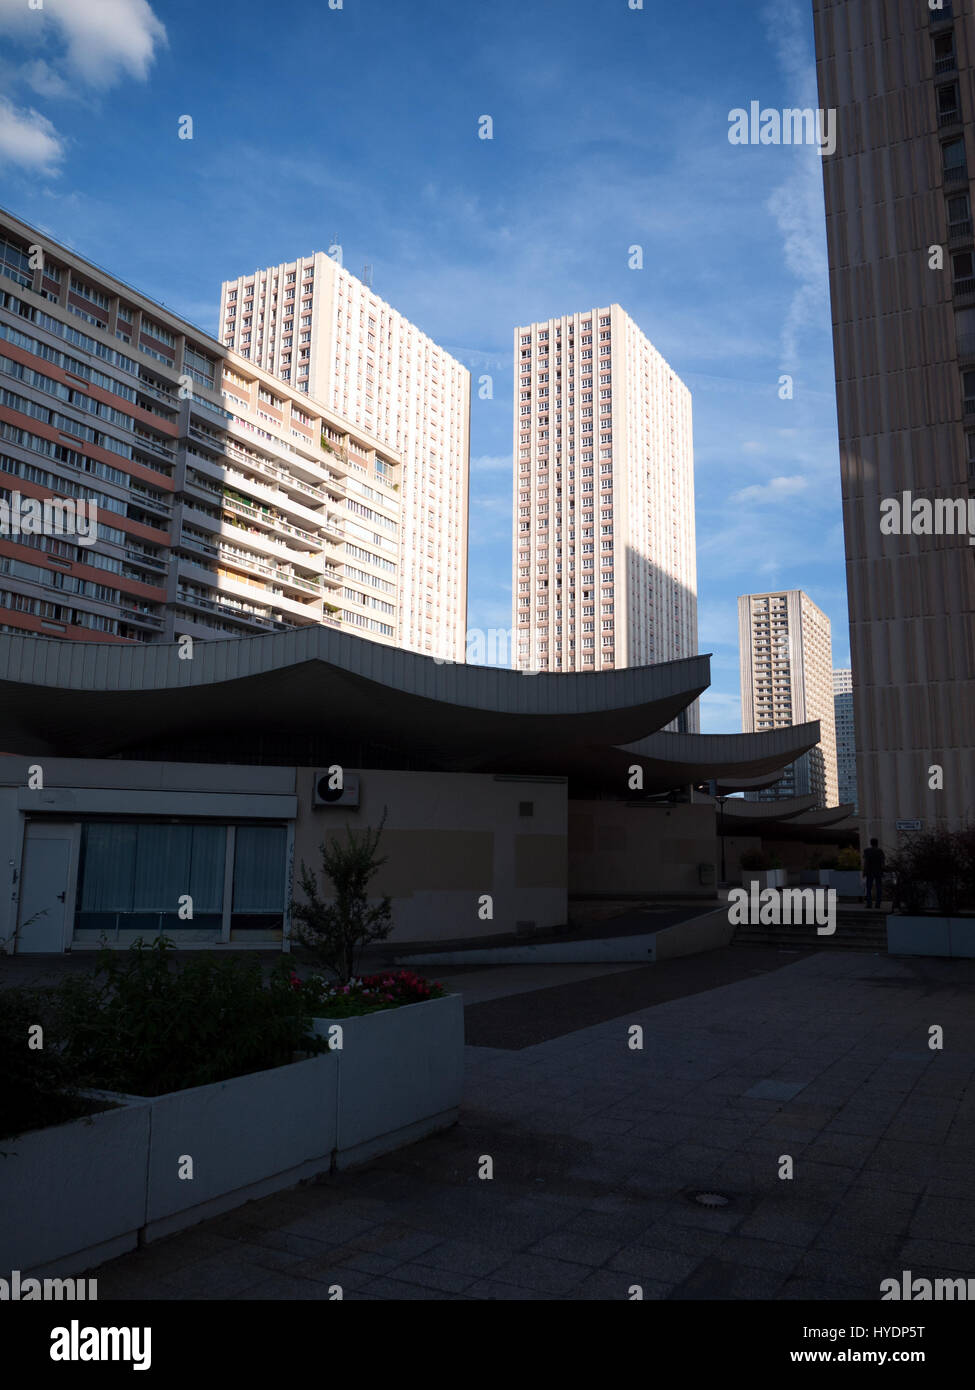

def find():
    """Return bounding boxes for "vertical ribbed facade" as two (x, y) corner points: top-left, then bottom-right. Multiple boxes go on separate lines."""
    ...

(813, 0), (975, 843)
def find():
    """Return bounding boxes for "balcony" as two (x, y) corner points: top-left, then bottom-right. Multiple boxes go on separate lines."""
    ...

(119, 606), (164, 629)
(223, 440), (328, 504)
(178, 532), (218, 559)
(935, 54), (958, 76)
(220, 491), (320, 547)
(949, 218), (974, 242)
(939, 107), (961, 129)
(124, 547), (167, 574)
(214, 541), (322, 594)
(944, 163), (969, 186)
(175, 586), (287, 631)
(137, 378), (178, 408)
(132, 433), (176, 463)
(129, 486), (172, 518)
(954, 276), (975, 298)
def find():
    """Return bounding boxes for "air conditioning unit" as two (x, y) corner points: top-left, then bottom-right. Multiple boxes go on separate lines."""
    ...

(312, 771), (360, 808)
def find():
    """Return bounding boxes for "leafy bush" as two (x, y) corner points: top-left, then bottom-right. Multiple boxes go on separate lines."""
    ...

(837, 847), (861, 871)
(290, 815), (393, 984)
(0, 985), (101, 1142)
(296, 968), (446, 1018)
(54, 938), (324, 1097)
(889, 829), (975, 915)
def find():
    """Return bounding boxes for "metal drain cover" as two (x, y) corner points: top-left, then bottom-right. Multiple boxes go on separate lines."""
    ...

(688, 1191), (732, 1208)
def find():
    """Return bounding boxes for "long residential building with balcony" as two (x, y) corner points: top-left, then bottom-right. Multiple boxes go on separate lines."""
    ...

(0, 206), (403, 648)
(511, 304), (698, 725)
(738, 589), (839, 809)
(218, 253), (470, 662)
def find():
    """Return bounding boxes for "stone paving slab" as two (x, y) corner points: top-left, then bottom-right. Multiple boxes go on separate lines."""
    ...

(88, 950), (975, 1300)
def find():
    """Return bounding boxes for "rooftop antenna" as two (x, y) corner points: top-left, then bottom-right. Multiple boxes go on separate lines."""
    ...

(362, 264), (373, 289)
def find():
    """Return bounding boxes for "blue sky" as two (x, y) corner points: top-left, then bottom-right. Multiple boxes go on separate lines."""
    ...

(0, 0), (849, 731)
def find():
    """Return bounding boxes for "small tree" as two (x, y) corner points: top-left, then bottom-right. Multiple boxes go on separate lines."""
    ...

(290, 813), (393, 983)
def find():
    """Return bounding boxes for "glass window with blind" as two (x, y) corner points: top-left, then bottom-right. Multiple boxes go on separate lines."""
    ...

(231, 824), (288, 931)
(74, 820), (289, 937)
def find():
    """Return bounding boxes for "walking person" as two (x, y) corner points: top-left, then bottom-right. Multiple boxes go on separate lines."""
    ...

(863, 838), (886, 909)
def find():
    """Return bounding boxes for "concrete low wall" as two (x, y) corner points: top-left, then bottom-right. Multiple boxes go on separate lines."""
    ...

(653, 907), (735, 961)
(312, 993), (464, 1167)
(141, 1052), (340, 1240)
(6, 996), (464, 1274)
(888, 916), (975, 959)
(0, 1100), (151, 1276)
(399, 907), (734, 966)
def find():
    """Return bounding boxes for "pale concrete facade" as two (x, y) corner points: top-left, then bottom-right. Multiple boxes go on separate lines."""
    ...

(218, 255), (470, 662)
(813, 0), (975, 845)
(738, 590), (839, 809)
(512, 305), (698, 728)
(0, 758), (567, 954)
(568, 801), (716, 899)
(833, 668), (858, 811)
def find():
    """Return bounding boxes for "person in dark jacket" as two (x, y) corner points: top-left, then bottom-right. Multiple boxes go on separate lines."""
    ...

(863, 839), (885, 909)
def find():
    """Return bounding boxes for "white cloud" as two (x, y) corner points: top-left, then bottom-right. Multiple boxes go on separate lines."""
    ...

(22, 58), (75, 99)
(731, 474), (809, 504)
(472, 453), (513, 473)
(762, 0), (830, 372)
(0, 0), (166, 89)
(0, 95), (64, 173)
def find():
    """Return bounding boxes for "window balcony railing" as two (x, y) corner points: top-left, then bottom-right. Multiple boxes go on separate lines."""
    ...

(129, 486), (172, 517)
(944, 164), (969, 186)
(949, 218), (974, 241)
(119, 606), (164, 629)
(958, 332), (975, 359)
(964, 397), (975, 416)
(939, 108), (961, 128)
(954, 275), (975, 296)
(124, 547), (167, 573)
(935, 55), (958, 75)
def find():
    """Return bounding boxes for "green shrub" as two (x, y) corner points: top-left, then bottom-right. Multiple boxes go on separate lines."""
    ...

(55, 939), (324, 1097)
(290, 815), (393, 984)
(889, 829), (975, 915)
(0, 985), (99, 1143)
(837, 847), (861, 871)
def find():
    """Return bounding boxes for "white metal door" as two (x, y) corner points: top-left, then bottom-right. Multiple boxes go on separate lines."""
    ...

(16, 826), (74, 953)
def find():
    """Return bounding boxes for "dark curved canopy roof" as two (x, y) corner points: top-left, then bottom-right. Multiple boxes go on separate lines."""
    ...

(0, 628), (819, 794)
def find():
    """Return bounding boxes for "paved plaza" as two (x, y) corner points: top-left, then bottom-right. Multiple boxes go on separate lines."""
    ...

(84, 945), (975, 1301)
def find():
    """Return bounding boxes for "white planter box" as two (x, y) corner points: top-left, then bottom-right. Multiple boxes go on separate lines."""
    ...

(140, 1052), (339, 1240)
(740, 869), (786, 891)
(887, 916), (952, 957)
(819, 870), (863, 898)
(2, 994), (463, 1272)
(313, 993), (464, 1168)
(0, 1099), (150, 1276)
(949, 919), (975, 958)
